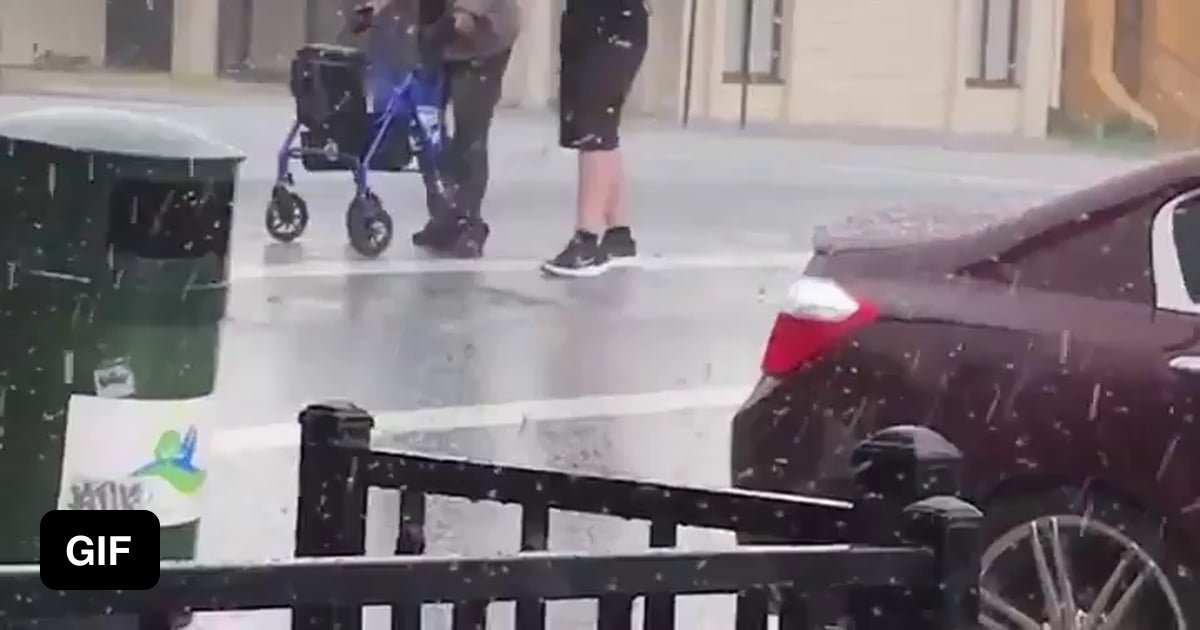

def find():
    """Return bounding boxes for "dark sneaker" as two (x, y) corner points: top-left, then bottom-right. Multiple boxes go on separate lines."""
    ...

(414, 218), (489, 258)
(413, 186), (464, 249)
(601, 226), (637, 266)
(541, 231), (610, 277)
(412, 219), (456, 249)
(443, 218), (490, 259)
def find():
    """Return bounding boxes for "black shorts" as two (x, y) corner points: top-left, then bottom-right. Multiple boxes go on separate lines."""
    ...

(558, 4), (648, 151)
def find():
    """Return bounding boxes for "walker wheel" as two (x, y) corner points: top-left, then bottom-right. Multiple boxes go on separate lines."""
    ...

(265, 185), (308, 243)
(346, 193), (393, 258)
(345, 190), (382, 233)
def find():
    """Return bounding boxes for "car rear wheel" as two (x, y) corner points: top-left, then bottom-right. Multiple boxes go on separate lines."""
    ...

(980, 489), (1195, 630)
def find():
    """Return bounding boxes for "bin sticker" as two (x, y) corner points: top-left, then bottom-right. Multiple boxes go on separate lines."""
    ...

(94, 358), (136, 398)
(57, 395), (212, 527)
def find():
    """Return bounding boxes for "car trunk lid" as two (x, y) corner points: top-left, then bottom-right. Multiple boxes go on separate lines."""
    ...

(760, 201), (1030, 376)
(808, 200), (1033, 277)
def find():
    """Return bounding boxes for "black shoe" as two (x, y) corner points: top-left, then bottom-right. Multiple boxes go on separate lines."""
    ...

(601, 226), (637, 266)
(412, 219), (456, 249)
(443, 218), (489, 259)
(541, 230), (610, 277)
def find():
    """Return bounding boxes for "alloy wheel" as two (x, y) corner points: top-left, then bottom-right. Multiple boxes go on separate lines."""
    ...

(979, 514), (1186, 630)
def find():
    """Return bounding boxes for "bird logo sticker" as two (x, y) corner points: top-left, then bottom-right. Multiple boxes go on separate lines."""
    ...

(131, 426), (206, 495)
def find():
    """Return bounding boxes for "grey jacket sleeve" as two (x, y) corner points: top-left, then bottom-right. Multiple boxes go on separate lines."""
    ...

(443, 0), (520, 60)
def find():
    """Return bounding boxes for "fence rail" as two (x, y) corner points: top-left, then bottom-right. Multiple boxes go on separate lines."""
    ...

(0, 545), (934, 614)
(0, 400), (984, 630)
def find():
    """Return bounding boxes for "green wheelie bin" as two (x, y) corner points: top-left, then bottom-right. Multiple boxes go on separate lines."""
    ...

(0, 106), (243, 629)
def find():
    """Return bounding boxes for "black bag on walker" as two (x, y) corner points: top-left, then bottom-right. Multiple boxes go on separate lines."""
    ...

(290, 44), (371, 171)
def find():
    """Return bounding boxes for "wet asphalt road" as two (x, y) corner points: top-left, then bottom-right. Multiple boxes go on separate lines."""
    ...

(0, 94), (1149, 628)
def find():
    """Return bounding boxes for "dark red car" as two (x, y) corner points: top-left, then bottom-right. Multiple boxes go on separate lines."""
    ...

(731, 152), (1200, 630)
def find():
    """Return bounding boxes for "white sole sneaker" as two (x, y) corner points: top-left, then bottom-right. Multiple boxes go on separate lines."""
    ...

(540, 259), (612, 277)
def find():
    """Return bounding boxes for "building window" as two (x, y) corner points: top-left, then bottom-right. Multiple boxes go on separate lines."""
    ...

(723, 0), (784, 84)
(967, 0), (1022, 87)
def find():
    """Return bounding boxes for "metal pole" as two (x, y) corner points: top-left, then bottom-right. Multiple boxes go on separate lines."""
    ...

(681, 0), (700, 127)
(304, 0), (318, 42)
(738, 0), (754, 130)
(238, 0), (253, 69)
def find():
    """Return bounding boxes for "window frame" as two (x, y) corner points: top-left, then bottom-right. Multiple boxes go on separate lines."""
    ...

(1151, 188), (1200, 314)
(722, 0), (786, 85)
(965, 0), (1022, 89)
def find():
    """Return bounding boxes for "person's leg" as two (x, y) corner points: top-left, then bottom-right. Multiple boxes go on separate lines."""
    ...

(575, 148), (635, 265)
(539, 10), (606, 276)
(542, 9), (648, 277)
(596, 11), (648, 265)
(575, 149), (615, 233)
(413, 60), (464, 249)
(597, 147), (638, 264)
(603, 148), (629, 228)
(447, 48), (511, 222)
(432, 49), (511, 257)
(414, 51), (510, 256)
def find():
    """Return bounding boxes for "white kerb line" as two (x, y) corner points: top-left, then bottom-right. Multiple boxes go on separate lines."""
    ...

(228, 252), (815, 281)
(212, 384), (754, 455)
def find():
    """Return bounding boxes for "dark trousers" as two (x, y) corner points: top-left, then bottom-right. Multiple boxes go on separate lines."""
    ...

(429, 47), (512, 221)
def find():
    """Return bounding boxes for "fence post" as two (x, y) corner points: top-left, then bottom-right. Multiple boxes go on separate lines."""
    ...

(292, 401), (375, 630)
(848, 425), (965, 629)
(901, 496), (983, 629)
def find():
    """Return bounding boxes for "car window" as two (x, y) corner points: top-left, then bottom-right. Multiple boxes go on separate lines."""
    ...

(1152, 188), (1200, 314)
(999, 206), (1153, 304)
(1172, 195), (1200, 302)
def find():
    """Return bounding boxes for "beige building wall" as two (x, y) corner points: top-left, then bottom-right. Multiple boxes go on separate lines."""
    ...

(688, 0), (789, 122)
(499, 0), (699, 120)
(0, 0), (1061, 139)
(0, 0), (106, 66)
(492, 0), (1062, 137)
(628, 1), (692, 120)
(501, 0), (556, 108)
(685, 0), (1062, 137)
(946, 0), (1060, 136)
(173, 0), (221, 77)
(782, 0), (955, 129)
(0, 0), (220, 76)
(246, 0), (306, 76)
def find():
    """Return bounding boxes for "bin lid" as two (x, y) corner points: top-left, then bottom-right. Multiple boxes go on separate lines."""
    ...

(0, 106), (244, 160)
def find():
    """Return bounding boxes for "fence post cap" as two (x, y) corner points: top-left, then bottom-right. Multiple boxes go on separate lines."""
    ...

(298, 401), (376, 447)
(850, 425), (964, 503)
(850, 425), (962, 466)
(901, 495), (983, 522)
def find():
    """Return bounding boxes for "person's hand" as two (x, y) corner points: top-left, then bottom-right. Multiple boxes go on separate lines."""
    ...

(349, 3), (374, 34)
(452, 9), (476, 34)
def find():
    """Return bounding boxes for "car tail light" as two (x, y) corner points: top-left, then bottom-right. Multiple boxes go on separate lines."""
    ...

(760, 276), (878, 376)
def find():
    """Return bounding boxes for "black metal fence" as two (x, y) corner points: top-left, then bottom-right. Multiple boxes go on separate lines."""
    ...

(0, 401), (983, 629)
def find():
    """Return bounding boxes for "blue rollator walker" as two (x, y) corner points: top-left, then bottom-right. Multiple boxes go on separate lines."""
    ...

(266, 12), (455, 258)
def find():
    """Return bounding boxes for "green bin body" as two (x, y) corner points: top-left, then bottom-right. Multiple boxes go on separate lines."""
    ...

(0, 107), (243, 626)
